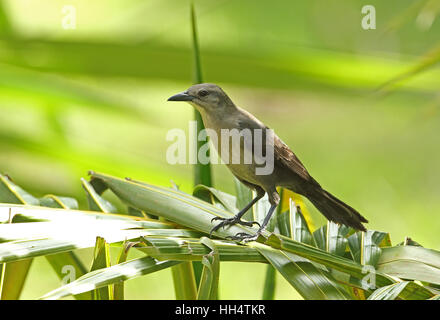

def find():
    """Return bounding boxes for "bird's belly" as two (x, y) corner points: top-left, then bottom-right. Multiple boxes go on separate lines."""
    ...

(226, 163), (260, 185)
(203, 115), (276, 187)
(226, 162), (281, 190)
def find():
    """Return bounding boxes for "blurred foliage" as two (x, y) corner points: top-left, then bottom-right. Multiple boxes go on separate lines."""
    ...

(0, 0), (439, 298)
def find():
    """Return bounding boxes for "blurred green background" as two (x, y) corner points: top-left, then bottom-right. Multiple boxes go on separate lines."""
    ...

(1, 0), (440, 299)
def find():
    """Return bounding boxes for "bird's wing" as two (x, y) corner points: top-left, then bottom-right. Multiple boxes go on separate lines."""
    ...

(236, 110), (313, 182)
(272, 135), (313, 181)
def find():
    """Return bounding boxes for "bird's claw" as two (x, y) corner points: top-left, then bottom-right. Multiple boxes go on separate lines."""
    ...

(226, 232), (260, 243)
(210, 216), (224, 223)
(209, 216), (260, 236)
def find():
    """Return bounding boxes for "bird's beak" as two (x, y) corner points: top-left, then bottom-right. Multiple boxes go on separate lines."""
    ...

(167, 91), (194, 102)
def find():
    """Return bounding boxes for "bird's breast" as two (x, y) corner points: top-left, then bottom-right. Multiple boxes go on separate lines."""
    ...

(201, 115), (274, 186)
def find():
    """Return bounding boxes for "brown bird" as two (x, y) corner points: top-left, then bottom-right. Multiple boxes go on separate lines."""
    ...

(168, 83), (368, 241)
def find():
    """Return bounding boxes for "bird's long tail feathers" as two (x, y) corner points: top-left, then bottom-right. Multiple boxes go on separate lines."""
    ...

(306, 189), (368, 232)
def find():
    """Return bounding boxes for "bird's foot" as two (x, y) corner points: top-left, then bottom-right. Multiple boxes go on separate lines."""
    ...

(226, 232), (260, 243)
(209, 216), (260, 236)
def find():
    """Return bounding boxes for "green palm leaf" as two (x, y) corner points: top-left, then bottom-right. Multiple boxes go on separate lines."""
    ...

(277, 199), (315, 246)
(41, 257), (180, 300)
(262, 264), (277, 300)
(88, 172), (427, 296)
(254, 243), (350, 300)
(39, 195), (78, 210)
(3, 170), (436, 300)
(0, 174), (41, 299)
(0, 203), (172, 228)
(197, 237), (220, 300)
(193, 185), (238, 214)
(0, 259), (32, 300)
(262, 200), (351, 300)
(190, 2), (212, 187)
(347, 230), (391, 267)
(314, 222), (350, 257)
(377, 245), (440, 286)
(171, 262), (198, 300)
(0, 219), (198, 264)
(81, 178), (117, 213)
(368, 281), (434, 300)
(138, 237), (266, 263)
(90, 237), (113, 300)
(113, 241), (132, 300)
(89, 172), (253, 238)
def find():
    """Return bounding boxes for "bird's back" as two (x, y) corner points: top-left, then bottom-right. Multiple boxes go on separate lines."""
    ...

(201, 105), (315, 190)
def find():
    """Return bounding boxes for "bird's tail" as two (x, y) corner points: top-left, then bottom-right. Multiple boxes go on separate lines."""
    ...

(306, 188), (368, 231)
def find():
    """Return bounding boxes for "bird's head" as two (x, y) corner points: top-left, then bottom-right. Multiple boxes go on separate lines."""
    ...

(167, 83), (234, 114)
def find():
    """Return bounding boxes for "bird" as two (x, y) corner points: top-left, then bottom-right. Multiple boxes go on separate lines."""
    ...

(168, 83), (368, 241)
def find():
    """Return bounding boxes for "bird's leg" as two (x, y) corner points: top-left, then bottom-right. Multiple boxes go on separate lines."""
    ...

(227, 203), (278, 242)
(227, 188), (280, 242)
(210, 193), (263, 236)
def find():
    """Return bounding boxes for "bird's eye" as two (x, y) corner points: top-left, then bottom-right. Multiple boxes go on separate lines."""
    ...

(198, 90), (209, 97)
